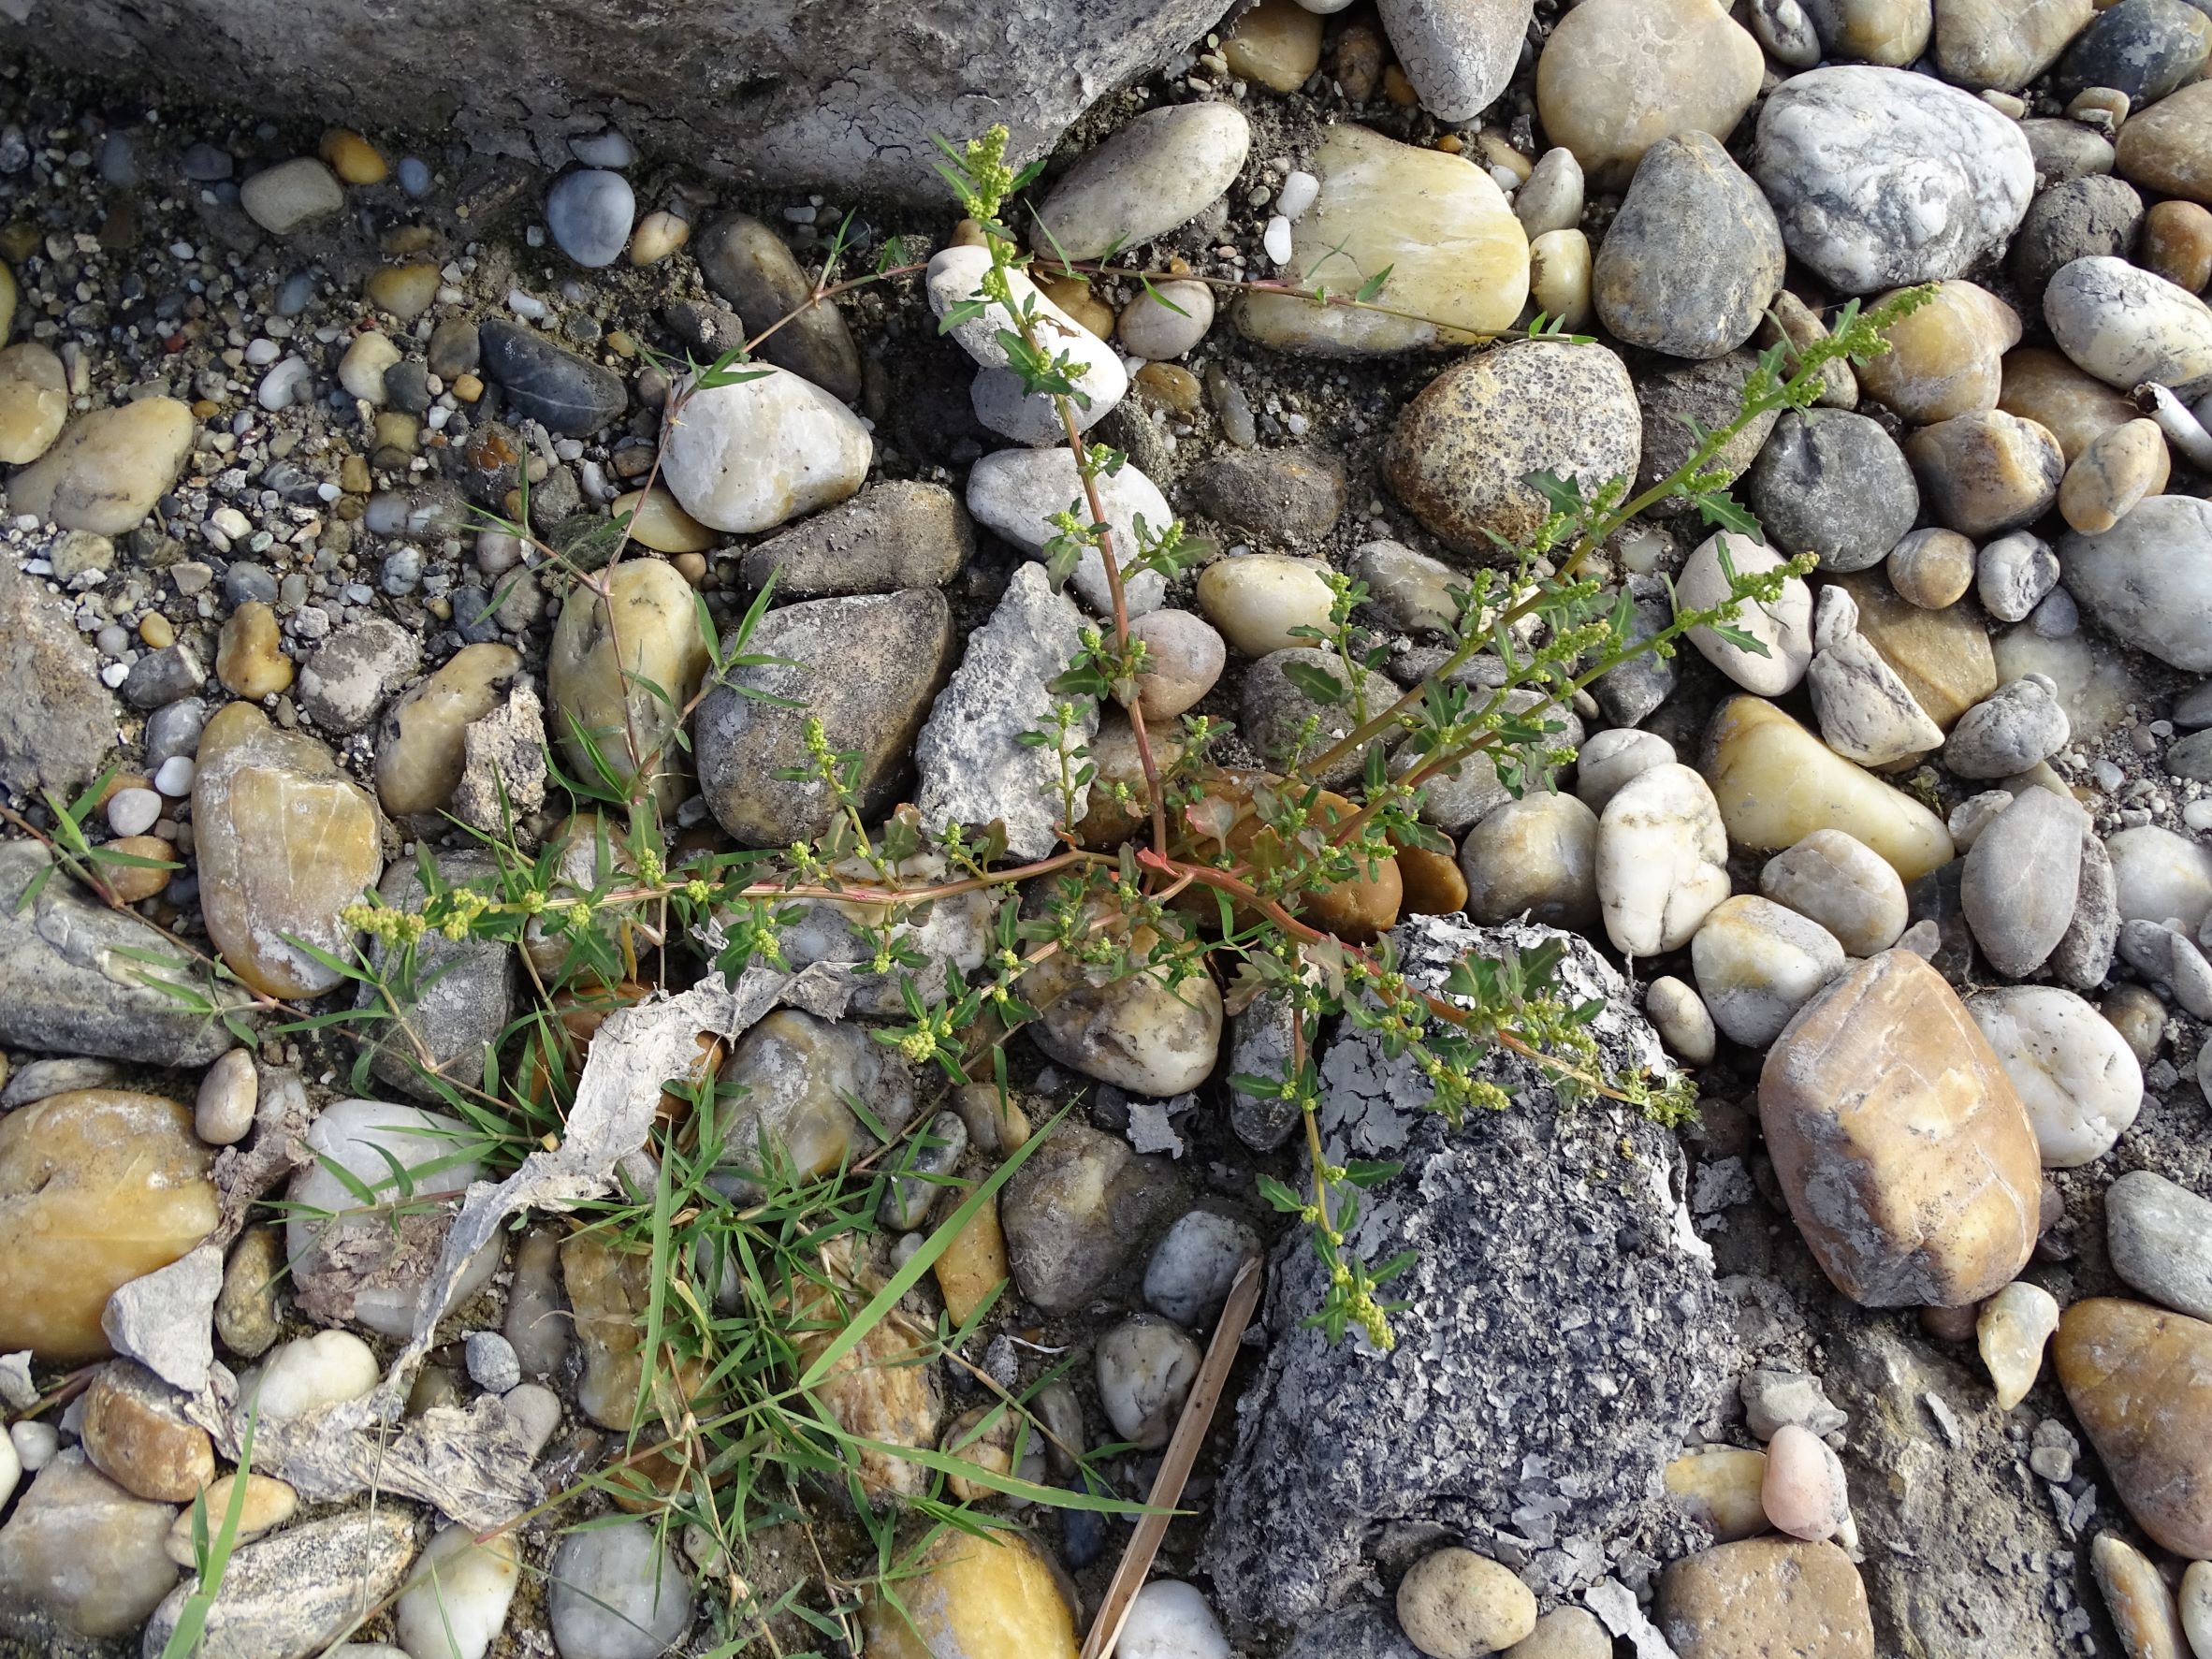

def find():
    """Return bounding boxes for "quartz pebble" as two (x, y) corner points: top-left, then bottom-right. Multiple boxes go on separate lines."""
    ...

(660, 363), (871, 534)
(1761, 1423), (1850, 1542)
(1118, 1579), (1232, 1659)
(1097, 1316), (1202, 1450)
(1575, 727), (1674, 812)
(1758, 829), (1908, 955)
(240, 157), (344, 234)
(1130, 610), (1226, 719)
(1647, 975), (1717, 1066)
(968, 446), (1169, 617)
(1970, 985), (2142, 1167)
(194, 1048), (256, 1147)
(253, 1330), (379, 1419)
(1197, 554), (1335, 658)
(928, 245), (1126, 442)
(1675, 533), (1812, 694)
(1460, 793), (1600, 931)
(2045, 255), (2212, 400)
(1691, 894), (1847, 1049)
(395, 1524), (522, 1659)
(1119, 280), (1215, 360)
(8, 397), (196, 536)
(548, 1521), (694, 1659)
(1595, 764), (1731, 957)
(2182, 1561), (2212, 1658)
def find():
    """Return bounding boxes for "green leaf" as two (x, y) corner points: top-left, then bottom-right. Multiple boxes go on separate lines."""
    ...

(1281, 661), (1347, 706)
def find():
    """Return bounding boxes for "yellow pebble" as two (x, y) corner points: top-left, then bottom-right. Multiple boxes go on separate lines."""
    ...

(452, 373), (484, 403)
(138, 613), (175, 649)
(951, 218), (989, 250)
(340, 454), (372, 494)
(674, 552), (708, 587)
(320, 129), (388, 186)
(630, 211), (691, 267)
(606, 330), (637, 359)
(191, 399), (221, 420)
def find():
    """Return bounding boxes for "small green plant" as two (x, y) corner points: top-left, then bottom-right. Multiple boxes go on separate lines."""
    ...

(0, 118), (1933, 1639)
(159, 1407), (257, 1659)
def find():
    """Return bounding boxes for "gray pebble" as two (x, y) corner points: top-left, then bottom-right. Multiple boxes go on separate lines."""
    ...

(545, 168), (635, 269)
(464, 1330), (523, 1393)
(1143, 1211), (1260, 1328)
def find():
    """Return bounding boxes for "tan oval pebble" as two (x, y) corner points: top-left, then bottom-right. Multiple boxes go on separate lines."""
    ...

(1528, 228), (1592, 331)
(1665, 1446), (1769, 1542)
(1196, 554), (1334, 658)
(1396, 1547), (1536, 1659)
(337, 330), (400, 405)
(138, 613), (174, 649)
(215, 600), (294, 699)
(1758, 827), (1909, 955)
(1502, 1608), (1612, 1659)
(2093, 1533), (2189, 1659)
(0, 342), (68, 465)
(1857, 280), (2020, 426)
(80, 1362), (214, 1502)
(2056, 1298), (2212, 1557)
(1977, 1278), (2060, 1408)
(1220, 0), (1323, 92)
(102, 836), (177, 905)
(320, 128), (386, 185)
(2059, 417), (2170, 535)
(1462, 793), (1600, 932)
(1761, 1423), (1850, 1542)
(2145, 199), (2212, 294)
(2180, 1560), (2210, 1659)
(1647, 975), (1717, 1066)
(1886, 527), (1976, 609)
(163, 1474), (297, 1566)
(362, 262), (440, 323)
(8, 396), (196, 536)
(613, 486), (716, 554)
(629, 210), (691, 266)
(195, 1048), (257, 1147)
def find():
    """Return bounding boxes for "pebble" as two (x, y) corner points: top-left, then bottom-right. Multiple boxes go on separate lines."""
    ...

(1759, 949), (2040, 1306)
(2056, 1297), (2212, 1557)
(1802, 0), (1931, 61)
(1944, 674), (2070, 779)
(1025, 909), (1223, 1094)
(1594, 131), (1782, 360)
(1807, 617), (1945, 766)
(1665, 1447), (1769, 1542)
(1744, 410), (1918, 573)
(1879, 531), (1968, 613)
(337, 328), (400, 404)
(547, 1522), (694, 1659)
(1977, 531), (2060, 625)
(1097, 1315), (1203, 1448)
(1595, 764), (1731, 957)
(967, 446), (1169, 616)
(694, 214), (863, 400)
(1516, 146), (1584, 238)
(1758, 829), (1909, 955)
(395, 1524), (522, 1659)
(660, 362), (870, 534)
(0, 1451), (180, 1639)
(1460, 792), (1600, 931)
(1659, 1538), (1876, 1657)
(1751, 0), (1825, 65)
(253, 1330), (379, 1419)
(1031, 103), (1251, 260)
(476, 318), (626, 437)
(859, 1533), (1076, 1659)
(1396, 1547), (1536, 1659)
(160, 1474), (294, 1565)
(629, 209), (690, 266)
(2187, 1564), (2212, 1659)
(1131, 609), (1227, 719)
(1907, 410), (2065, 538)
(1647, 975), (1717, 1065)
(1195, 553), (1334, 658)
(2059, 0), (2211, 103)
(0, 342), (66, 464)
(1535, 0), (1764, 188)
(2060, 417), (2170, 534)
(1374, 0), (1531, 122)
(9, 397), (196, 536)
(194, 1048), (255, 1147)
(1222, 0), (1324, 90)
(215, 599), (294, 700)
(8, 1423), (54, 1472)
(1575, 727), (1673, 813)
(2145, 200), (2212, 295)
(707, 1011), (915, 1192)
(2117, 78), (2212, 203)
(1691, 894), (1847, 1048)
(1754, 66), (2036, 293)
(464, 1329), (522, 1394)
(1972, 982), (2144, 1167)
(1235, 124), (1529, 353)
(239, 156), (344, 234)
(2015, 176), (2145, 306)
(549, 557), (712, 813)
(103, 785), (158, 838)
(1119, 1579), (1232, 1659)
(1001, 1123), (1174, 1312)
(2093, 1532), (2190, 1659)
(610, 485), (715, 555)
(1962, 785), (2087, 978)
(2063, 494), (2212, 671)
(1676, 533), (1813, 694)
(1119, 279), (1215, 360)
(1388, 339), (1639, 557)
(1704, 695), (1954, 880)
(1935, 0), (2095, 89)
(1353, 539), (1462, 635)
(1762, 1423), (1851, 1542)
(1975, 1279), (2062, 1411)
(927, 245), (1126, 443)
(2045, 255), (2212, 400)
(79, 1360), (211, 1503)
(2106, 1171), (2212, 1321)
(546, 168), (634, 267)
(1857, 280), (2019, 425)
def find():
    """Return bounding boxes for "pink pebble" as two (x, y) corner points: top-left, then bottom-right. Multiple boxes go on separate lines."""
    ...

(1762, 1423), (1851, 1541)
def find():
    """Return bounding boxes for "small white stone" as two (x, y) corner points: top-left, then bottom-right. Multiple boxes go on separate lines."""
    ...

(1691, 895), (1847, 1048)
(1119, 1579), (1231, 1659)
(1595, 764), (1731, 957)
(2179, 1559), (2210, 1659)
(1647, 975), (1716, 1066)
(1096, 1315), (1202, 1450)
(1967, 985), (2143, 1167)
(195, 1048), (257, 1147)
(338, 331), (400, 405)
(1575, 727), (1675, 813)
(153, 754), (195, 796)
(660, 364), (872, 535)
(1676, 532), (1813, 695)
(1977, 1279), (2060, 1409)
(1278, 169), (1320, 220)
(1263, 214), (1294, 265)
(926, 245), (1127, 442)
(106, 786), (160, 837)
(966, 446), (1170, 617)
(256, 356), (312, 412)
(10, 1421), (56, 1472)
(1762, 1423), (1851, 1541)
(394, 1524), (521, 1659)
(252, 1330), (380, 1419)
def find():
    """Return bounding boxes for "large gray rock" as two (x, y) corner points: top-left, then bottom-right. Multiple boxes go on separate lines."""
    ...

(2061, 494), (2212, 671)
(0, 842), (244, 1066)
(1204, 918), (1734, 1630)
(1594, 130), (1784, 360)
(0, 560), (117, 800)
(14, 0), (1225, 198)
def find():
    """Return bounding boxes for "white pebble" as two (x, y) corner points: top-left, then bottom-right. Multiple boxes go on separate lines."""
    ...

(1277, 169), (1319, 220)
(10, 1421), (57, 1471)
(252, 1331), (380, 1419)
(1978, 1279), (2060, 1410)
(196, 1048), (257, 1147)
(1262, 214), (1293, 266)
(505, 289), (547, 320)
(1119, 1580), (1231, 1659)
(256, 356), (312, 412)
(106, 787), (161, 837)
(1762, 1423), (1851, 1541)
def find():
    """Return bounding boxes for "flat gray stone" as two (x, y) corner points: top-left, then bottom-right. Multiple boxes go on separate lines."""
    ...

(2107, 1170), (2212, 1322)
(101, 1243), (223, 1395)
